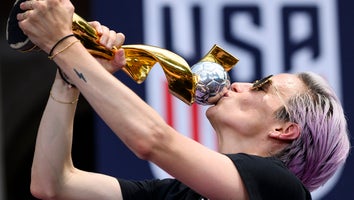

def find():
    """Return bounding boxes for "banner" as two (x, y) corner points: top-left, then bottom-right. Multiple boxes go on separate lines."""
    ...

(93, 0), (353, 199)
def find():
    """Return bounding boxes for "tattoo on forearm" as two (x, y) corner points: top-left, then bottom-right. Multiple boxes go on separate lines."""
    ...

(74, 68), (87, 83)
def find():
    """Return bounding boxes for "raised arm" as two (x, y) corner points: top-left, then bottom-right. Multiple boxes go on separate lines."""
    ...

(30, 73), (122, 200)
(20, 0), (247, 199)
(29, 21), (125, 199)
(49, 39), (246, 200)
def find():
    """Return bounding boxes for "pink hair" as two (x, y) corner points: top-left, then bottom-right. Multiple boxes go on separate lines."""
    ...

(275, 72), (351, 191)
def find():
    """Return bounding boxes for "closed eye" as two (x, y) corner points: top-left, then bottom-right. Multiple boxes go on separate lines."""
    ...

(250, 75), (273, 91)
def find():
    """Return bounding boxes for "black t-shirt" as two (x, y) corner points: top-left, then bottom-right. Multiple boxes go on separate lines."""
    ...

(118, 153), (311, 200)
(230, 153), (311, 200)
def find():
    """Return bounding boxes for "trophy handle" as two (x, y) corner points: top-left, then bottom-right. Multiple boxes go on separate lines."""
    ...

(200, 45), (239, 72)
(73, 14), (198, 104)
(122, 44), (197, 105)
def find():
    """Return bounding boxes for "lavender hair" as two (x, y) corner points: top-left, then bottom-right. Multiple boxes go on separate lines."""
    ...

(274, 72), (351, 191)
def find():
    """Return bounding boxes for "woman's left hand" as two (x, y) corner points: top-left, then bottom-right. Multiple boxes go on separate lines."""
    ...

(18, 0), (75, 53)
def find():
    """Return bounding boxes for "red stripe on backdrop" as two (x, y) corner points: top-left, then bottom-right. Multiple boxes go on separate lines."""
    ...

(164, 81), (200, 142)
(191, 104), (200, 142)
(165, 82), (174, 127)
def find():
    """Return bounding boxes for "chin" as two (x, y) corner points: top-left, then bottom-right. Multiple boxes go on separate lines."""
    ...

(205, 104), (218, 120)
(205, 107), (212, 119)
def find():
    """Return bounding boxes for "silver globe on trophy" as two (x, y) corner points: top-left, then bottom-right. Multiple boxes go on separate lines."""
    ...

(191, 61), (231, 105)
(6, 0), (239, 105)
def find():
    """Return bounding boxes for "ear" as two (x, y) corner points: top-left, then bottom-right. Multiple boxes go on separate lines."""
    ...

(268, 123), (300, 141)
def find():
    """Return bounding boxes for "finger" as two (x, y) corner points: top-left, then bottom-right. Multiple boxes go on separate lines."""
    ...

(17, 10), (30, 21)
(29, 0), (34, 10)
(20, 0), (36, 10)
(106, 30), (118, 49)
(88, 21), (103, 35)
(114, 32), (125, 48)
(99, 25), (110, 46)
(113, 48), (127, 68)
(112, 33), (125, 52)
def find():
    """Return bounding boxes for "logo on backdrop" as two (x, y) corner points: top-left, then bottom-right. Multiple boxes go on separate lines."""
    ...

(143, 0), (341, 198)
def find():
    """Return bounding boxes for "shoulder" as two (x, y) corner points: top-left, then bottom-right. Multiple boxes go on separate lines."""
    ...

(226, 153), (312, 200)
(227, 153), (286, 172)
(119, 178), (204, 200)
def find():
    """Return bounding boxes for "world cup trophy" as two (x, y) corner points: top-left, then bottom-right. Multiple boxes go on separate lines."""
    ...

(6, 0), (239, 105)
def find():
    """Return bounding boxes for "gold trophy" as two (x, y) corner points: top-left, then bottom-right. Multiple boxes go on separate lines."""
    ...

(6, 1), (239, 105)
(72, 14), (238, 105)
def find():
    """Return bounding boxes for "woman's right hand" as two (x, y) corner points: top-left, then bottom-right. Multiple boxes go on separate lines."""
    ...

(89, 21), (126, 74)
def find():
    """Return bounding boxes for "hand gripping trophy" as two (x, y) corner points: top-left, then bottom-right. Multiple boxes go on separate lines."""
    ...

(6, 0), (239, 105)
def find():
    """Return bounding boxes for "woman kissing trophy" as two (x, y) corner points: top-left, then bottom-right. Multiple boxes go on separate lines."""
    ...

(6, 0), (239, 105)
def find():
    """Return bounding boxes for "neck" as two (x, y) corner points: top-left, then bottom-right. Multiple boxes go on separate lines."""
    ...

(216, 130), (272, 157)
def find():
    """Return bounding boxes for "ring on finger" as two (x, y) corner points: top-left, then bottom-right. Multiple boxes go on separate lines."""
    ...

(23, 11), (27, 19)
(30, 1), (34, 9)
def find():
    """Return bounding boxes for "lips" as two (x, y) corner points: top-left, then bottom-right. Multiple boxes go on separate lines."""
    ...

(223, 91), (230, 97)
(214, 90), (230, 105)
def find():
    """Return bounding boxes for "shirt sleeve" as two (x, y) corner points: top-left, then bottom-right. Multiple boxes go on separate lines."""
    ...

(226, 153), (311, 200)
(118, 178), (170, 200)
(118, 178), (203, 200)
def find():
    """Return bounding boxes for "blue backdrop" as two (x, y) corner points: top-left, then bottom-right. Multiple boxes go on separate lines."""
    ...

(91, 0), (354, 199)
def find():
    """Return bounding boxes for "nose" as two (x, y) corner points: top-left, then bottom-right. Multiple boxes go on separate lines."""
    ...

(230, 82), (253, 92)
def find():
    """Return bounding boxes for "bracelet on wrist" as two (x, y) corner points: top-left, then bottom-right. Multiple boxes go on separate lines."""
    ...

(49, 90), (79, 104)
(58, 68), (76, 88)
(48, 40), (80, 60)
(48, 34), (75, 57)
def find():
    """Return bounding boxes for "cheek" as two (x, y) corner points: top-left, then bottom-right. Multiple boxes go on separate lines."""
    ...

(207, 94), (271, 120)
(230, 109), (276, 136)
(231, 98), (275, 126)
(230, 96), (259, 113)
(238, 98), (254, 111)
(206, 98), (276, 135)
